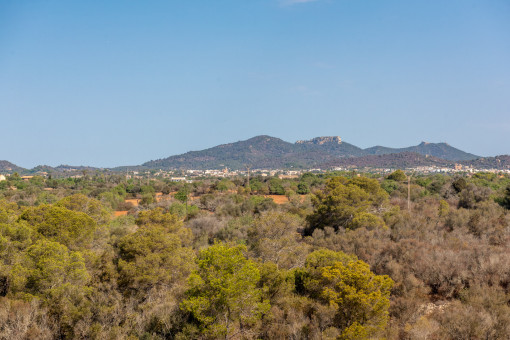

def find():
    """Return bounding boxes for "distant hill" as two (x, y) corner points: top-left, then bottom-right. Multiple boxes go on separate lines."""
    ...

(30, 165), (56, 173)
(54, 165), (100, 172)
(321, 152), (451, 169)
(1, 162), (103, 175)
(144, 135), (338, 169)
(0, 160), (26, 173)
(142, 135), (481, 170)
(296, 136), (365, 157)
(460, 155), (510, 169)
(26, 164), (99, 174)
(364, 142), (478, 161)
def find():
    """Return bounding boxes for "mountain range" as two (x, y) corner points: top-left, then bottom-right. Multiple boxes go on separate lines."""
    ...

(142, 135), (481, 170)
(2, 136), (509, 173)
(0, 162), (102, 175)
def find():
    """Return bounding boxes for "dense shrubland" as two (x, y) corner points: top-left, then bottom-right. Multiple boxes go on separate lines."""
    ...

(0, 170), (509, 339)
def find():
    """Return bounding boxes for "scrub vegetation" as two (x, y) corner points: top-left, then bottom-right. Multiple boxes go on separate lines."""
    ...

(0, 170), (509, 339)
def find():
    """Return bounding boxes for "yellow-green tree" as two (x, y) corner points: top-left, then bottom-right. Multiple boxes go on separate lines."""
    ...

(438, 199), (450, 218)
(56, 194), (111, 226)
(387, 170), (407, 182)
(135, 207), (182, 230)
(8, 239), (92, 338)
(180, 243), (270, 339)
(117, 222), (194, 295)
(19, 205), (97, 250)
(10, 239), (89, 297)
(300, 249), (393, 339)
(306, 177), (387, 234)
(320, 260), (393, 339)
(135, 207), (192, 244)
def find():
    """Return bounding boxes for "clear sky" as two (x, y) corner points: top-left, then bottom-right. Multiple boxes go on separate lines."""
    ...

(1, 0), (509, 168)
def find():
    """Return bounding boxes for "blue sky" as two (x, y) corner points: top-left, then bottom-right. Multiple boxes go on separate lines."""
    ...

(1, 0), (509, 168)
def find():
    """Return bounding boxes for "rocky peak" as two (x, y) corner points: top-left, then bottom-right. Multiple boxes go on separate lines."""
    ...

(296, 136), (342, 145)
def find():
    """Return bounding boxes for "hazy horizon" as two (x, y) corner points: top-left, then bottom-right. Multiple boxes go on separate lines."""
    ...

(1, 1), (509, 168)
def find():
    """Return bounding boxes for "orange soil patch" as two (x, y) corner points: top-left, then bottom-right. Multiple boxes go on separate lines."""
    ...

(114, 211), (128, 217)
(264, 195), (289, 204)
(263, 195), (308, 204)
(156, 192), (178, 202)
(124, 199), (140, 207)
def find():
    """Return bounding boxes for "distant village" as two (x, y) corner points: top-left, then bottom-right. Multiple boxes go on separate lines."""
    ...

(65, 164), (510, 182)
(147, 164), (510, 182)
(1, 163), (509, 183)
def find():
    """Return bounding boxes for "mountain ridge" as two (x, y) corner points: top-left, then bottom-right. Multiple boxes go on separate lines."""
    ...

(0, 160), (26, 173)
(4, 136), (508, 172)
(363, 141), (478, 161)
(142, 135), (482, 170)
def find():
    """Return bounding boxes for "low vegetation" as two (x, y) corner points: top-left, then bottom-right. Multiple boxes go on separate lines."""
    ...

(0, 170), (509, 339)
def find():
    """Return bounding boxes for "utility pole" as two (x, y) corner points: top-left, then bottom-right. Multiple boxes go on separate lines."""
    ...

(246, 165), (251, 192)
(184, 184), (189, 220)
(407, 173), (413, 211)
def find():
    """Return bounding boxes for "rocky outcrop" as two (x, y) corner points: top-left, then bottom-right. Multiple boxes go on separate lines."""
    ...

(296, 136), (342, 145)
